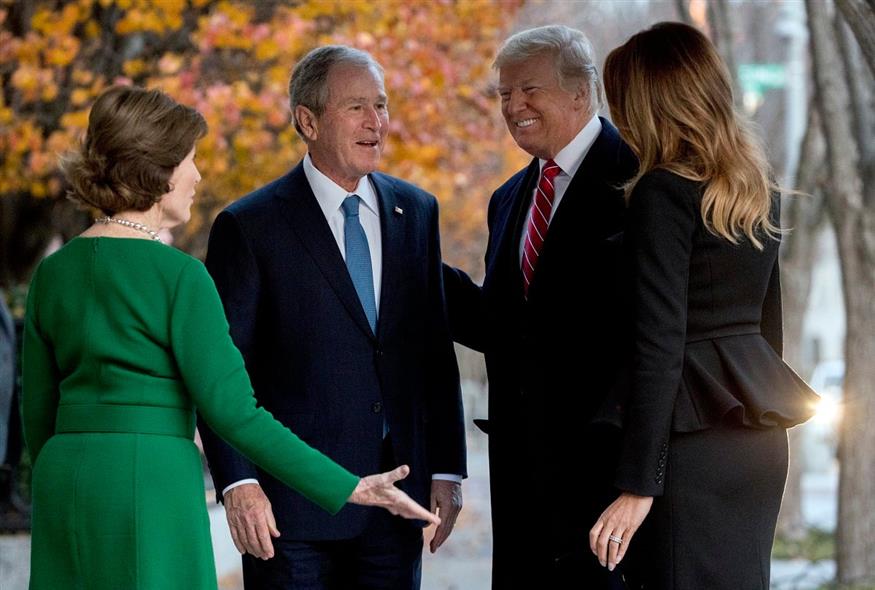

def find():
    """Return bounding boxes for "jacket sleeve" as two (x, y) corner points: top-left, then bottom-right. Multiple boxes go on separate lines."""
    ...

(196, 210), (260, 499)
(615, 173), (696, 497)
(760, 197), (783, 356)
(172, 257), (358, 514)
(425, 198), (467, 477)
(441, 263), (486, 353)
(21, 263), (61, 465)
(440, 186), (503, 354)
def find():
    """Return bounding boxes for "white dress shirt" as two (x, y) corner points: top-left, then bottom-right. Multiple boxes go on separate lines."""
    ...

(223, 155), (459, 497)
(304, 154), (383, 310)
(519, 114), (602, 263)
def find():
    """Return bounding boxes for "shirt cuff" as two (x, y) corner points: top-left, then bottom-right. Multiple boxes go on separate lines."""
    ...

(431, 473), (463, 484)
(222, 478), (260, 497)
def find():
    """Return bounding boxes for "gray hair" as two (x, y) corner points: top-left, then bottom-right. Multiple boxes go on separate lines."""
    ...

(288, 45), (384, 136)
(493, 25), (603, 113)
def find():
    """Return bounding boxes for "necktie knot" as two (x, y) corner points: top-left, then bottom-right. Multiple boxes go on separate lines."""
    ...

(542, 160), (561, 183)
(342, 195), (360, 218)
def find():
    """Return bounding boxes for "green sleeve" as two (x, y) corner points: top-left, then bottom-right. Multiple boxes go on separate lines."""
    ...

(169, 259), (359, 514)
(21, 263), (61, 464)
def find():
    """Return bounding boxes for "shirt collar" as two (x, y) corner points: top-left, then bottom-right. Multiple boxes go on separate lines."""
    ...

(303, 153), (379, 218)
(539, 114), (602, 177)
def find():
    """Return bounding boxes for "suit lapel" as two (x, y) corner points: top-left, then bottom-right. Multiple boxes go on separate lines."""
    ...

(547, 119), (625, 239)
(534, 120), (628, 269)
(370, 174), (402, 342)
(276, 164), (376, 340)
(489, 160), (539, 302)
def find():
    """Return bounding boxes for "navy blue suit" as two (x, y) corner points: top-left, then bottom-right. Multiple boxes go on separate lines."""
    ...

(0, 293), (15, 465)
(443, 119), (642, 588)
(198, 162), (465, 582)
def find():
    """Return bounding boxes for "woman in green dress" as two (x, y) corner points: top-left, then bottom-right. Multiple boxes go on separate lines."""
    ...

(22, 85), (439, 590)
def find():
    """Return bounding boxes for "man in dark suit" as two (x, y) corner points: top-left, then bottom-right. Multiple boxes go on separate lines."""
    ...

(442, 26), (639, 588)
(199, 45), (466, 590)
(0, 289), (29, 533)
(0, 292), (14, 482)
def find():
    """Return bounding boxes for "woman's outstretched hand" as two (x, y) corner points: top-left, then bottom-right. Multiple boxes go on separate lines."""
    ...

(349, 465), (441, 526)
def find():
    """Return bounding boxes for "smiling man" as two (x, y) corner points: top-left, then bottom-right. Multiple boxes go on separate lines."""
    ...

(442, 26), (641, 589)
(198, 46), (466, 590)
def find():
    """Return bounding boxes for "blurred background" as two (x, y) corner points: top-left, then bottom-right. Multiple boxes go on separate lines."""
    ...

(0, 0), (873, 588)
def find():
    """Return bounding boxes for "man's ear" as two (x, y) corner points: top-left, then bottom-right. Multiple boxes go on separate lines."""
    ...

(572, 81), (590, 111)
(295, 105), (319, 141)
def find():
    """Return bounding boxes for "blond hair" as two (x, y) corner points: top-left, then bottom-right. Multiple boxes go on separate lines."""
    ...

(604, 22), (779, 249)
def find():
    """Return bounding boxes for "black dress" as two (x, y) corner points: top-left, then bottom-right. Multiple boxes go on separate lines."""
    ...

(609, 169), (818, 590)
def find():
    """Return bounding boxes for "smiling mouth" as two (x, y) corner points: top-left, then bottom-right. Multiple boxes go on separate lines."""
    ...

(356, 140), (380, 147)
(515, 118), (537, 128)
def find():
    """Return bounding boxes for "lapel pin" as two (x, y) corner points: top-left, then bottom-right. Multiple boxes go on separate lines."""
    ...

(394, 206), (404, 215)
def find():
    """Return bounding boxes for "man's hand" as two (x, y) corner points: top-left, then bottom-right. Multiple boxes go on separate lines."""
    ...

(429, 480), (463, 553)
(223, 483), (279, 560)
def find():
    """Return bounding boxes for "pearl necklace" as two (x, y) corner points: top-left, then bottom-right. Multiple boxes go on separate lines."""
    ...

(96, 216), (163, 242)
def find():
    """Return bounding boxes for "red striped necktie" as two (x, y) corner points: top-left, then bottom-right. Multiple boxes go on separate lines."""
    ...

(521, 159), (561, 299)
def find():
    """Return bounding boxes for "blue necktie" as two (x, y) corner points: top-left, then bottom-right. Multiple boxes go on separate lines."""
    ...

(342, 195), (377, 333)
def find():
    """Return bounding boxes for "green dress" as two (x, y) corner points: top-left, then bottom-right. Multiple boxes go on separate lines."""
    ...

(22, 237), (359, 590)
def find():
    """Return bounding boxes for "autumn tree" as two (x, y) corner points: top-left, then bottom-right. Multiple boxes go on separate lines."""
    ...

(0, 0), (526, 283)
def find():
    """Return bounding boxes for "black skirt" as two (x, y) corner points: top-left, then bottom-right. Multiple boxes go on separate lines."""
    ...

(646, 423), (789, 590)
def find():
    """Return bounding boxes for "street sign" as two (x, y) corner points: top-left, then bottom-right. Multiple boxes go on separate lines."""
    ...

(739, 63), (787, 94)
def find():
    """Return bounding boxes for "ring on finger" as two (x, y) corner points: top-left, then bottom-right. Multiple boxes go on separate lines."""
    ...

(608, 534), (623, 544)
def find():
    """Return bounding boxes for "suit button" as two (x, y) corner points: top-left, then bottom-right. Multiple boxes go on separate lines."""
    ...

(375, 349), (384, 357)
(371, 402), (383, 414)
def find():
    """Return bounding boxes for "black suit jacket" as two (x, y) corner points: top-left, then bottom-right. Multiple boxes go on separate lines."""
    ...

(199, 162), (466, 540)
(611, 169), (818, 496)
(444, 119), (639, 586)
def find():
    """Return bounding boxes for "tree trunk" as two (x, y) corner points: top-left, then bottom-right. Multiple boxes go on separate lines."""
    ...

(806, 0), (875, 583)
(834, 219), (875, 587)
(835, 8), (875, 177)
(707, 0), (741, 100)
(674, 0), (692, 25)
(775, 107), (827, 540)
(834, 0), (875, 77)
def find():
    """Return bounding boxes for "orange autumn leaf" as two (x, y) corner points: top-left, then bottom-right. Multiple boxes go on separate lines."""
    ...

(1, 0), (526, 273)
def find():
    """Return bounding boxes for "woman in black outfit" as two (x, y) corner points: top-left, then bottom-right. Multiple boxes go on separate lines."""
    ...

(589, 22), (819, 589)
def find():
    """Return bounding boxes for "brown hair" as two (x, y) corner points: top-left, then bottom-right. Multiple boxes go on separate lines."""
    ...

(604, 22), (779, 249)
(60, 85), (207, 216)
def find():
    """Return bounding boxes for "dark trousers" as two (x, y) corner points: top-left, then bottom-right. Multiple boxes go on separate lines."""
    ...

(491, 521), (642, 590)
(241, 509), (422, 590)
(491, 425), (646, 590)
(242, 437), (423, 590)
